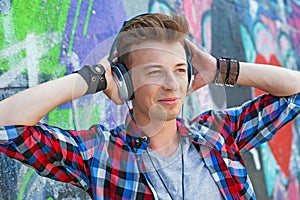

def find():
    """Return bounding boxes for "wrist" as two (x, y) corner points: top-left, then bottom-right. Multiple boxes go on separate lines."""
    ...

(214, 57), (240, 87)
(72, 73), (89, 96)
(208, 58), (218, 84)
(74, 64), (107, 95)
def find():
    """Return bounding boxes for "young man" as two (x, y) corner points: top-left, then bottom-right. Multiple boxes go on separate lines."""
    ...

(0, 13), (300, 200)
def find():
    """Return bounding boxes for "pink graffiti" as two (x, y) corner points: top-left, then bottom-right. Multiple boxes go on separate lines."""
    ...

(260, 15), (277, 38)
(183, 0), (213, 51)
(287, 176), (300, 200)
(272, 174), (300, 200)
(254, 20), (277, 61)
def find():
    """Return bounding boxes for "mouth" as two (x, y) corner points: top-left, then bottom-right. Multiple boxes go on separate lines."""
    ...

(157, 97), (181, 105)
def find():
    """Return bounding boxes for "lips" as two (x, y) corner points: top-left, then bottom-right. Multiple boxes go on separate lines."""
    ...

(157, 97), (181, 105)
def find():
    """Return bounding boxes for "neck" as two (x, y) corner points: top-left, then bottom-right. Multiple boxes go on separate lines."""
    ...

(137, 118), (179, 157)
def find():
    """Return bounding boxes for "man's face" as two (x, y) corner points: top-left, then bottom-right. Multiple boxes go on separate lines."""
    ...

(128, 41), (189, 125)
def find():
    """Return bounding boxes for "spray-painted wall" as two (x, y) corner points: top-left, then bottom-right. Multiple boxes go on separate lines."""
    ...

(0, 0), (299, 199)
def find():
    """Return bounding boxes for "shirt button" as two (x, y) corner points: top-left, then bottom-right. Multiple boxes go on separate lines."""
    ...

(142, 136), (148, 141)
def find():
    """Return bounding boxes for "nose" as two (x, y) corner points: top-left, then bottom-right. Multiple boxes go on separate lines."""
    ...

(161, 71), (180, 91)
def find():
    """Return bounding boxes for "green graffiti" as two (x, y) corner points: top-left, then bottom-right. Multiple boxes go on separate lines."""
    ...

(47, 102), (105, 130)
(17, 168), (35, 200)
(68, 0), (83, 55)
(0, 0), (70, 79)
(48, 106), (75, 129)
(83, 0), (95, 37)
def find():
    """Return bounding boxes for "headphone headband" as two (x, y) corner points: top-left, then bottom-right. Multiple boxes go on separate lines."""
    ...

(108, 13), (152, 63)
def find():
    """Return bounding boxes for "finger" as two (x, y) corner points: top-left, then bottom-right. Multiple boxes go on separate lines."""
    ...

(185, 38), (207, 52)
(112, 51), (119, 64)
(98, 55), (110, 66)
(113, 51), (118, 57)
(112, 58), (118, 65)
(185, 39), (198, 51)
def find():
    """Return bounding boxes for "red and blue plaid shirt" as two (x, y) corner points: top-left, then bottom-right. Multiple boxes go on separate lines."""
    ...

(1, 93), (300, 199)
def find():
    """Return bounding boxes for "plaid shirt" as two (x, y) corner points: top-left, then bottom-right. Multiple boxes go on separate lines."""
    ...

(1, 93), (300, 200)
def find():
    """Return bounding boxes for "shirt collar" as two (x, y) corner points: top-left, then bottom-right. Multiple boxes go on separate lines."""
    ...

(125, 109), (145, 138)
(124, 109), (194, 146)
(123, 109), (216, 155)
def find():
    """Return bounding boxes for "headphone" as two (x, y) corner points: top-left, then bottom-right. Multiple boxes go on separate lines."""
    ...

(108, 14), (194, 101)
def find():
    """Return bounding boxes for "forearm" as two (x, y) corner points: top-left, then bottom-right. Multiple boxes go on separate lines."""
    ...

(0, 74), (88, 126)
(237, 62), (300, 96)
(0, 124), (91, 189)
(188, 40), (300, 96)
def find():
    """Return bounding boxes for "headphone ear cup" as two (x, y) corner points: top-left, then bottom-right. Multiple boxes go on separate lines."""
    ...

(187, 61), (194, 91)
(184, 41), (194, 92)
(111, 63), (134, 101)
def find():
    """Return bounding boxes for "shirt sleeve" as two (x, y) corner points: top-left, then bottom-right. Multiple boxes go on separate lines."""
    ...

(0, 123), (104, 191)
(194, 93), (300, 152)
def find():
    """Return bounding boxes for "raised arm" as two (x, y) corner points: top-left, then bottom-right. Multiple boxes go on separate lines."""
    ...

(0, 58), (122, 126)
(237, 62), (300, 96)
(0, 73), (88, 126)
(186, 40), (300, 96)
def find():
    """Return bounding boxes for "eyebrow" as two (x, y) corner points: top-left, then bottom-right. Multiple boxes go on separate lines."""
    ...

(175, 63), (188, 67)
(142, 63), (187, 71)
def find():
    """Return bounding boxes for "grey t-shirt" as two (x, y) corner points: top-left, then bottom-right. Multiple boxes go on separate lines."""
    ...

(142, 137), (223, 200)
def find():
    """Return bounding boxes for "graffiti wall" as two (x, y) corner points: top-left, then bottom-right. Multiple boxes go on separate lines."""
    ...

(0, 0), (299, 199)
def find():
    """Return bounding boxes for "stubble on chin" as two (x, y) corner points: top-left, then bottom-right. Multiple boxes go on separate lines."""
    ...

(149, 104), (180, 121)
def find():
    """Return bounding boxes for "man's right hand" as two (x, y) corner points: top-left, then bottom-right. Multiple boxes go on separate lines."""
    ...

(100, 56), (124, 105)
(185, 39), (217, 95)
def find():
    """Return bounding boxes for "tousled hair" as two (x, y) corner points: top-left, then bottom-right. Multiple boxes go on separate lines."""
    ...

(115, 13), (190, 66)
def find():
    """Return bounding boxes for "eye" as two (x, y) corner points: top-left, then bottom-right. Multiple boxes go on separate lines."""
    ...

(148, 70), (162, 76)
(176, 68), (186, 74)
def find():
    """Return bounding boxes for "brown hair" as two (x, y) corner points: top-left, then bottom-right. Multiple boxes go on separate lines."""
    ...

(115, 13), (190, 66)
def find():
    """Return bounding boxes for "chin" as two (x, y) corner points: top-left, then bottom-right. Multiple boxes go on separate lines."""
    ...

(154, 109), (180, 121)
(165, 114), (178, 121)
